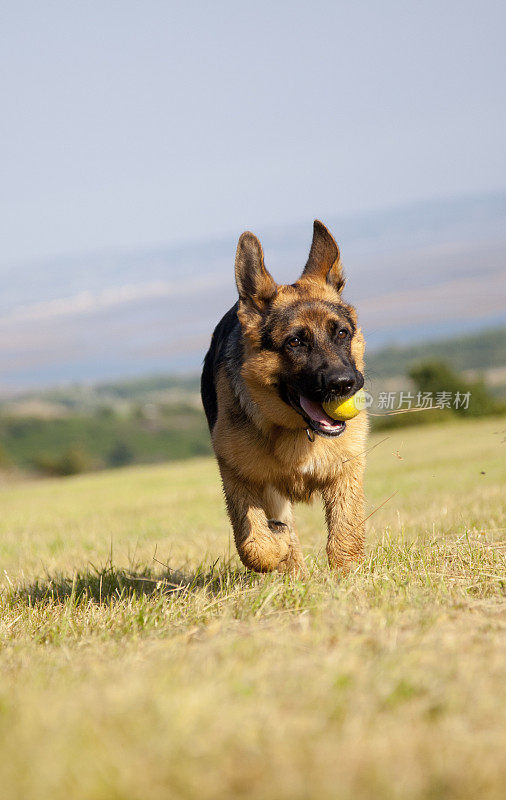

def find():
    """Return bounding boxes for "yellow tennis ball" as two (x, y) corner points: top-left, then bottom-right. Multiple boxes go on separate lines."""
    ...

(322, 389), (367, 421)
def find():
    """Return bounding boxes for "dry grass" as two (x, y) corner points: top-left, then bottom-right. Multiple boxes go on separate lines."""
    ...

(0, 416), (505, 800)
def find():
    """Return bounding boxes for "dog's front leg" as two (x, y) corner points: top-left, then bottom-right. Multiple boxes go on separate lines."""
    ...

(322, 476), (365, 572)
(218, 460), (306, 575)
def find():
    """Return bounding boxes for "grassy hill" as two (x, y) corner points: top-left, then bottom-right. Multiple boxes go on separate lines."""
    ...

(1, 326), (504, 474)
(366, 326), (506, 378)
(4, 327), (505, 410)
(0, 417), (505, 799)
(0, 403), (210, 471)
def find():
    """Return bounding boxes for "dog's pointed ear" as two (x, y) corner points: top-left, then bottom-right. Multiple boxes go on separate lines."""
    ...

(301, 220), (345, 292)
(235, 231), (277, 310)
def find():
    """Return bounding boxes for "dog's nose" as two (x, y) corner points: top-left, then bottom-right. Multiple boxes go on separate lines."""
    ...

(323, 370), (358, 397)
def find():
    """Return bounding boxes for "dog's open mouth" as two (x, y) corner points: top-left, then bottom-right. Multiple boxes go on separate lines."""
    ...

(295, 395), (346, 438)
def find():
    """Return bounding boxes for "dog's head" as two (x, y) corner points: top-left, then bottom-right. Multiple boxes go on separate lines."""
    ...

(235, 221), (365, 438)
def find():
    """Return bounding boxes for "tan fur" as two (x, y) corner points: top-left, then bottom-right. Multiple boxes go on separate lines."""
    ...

(210, 221), (367, 575)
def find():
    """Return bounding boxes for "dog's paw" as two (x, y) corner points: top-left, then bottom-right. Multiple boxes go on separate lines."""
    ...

(267, 519), (289, 534)
(278, 549), (309, 578)
(266, 520), (308, 577)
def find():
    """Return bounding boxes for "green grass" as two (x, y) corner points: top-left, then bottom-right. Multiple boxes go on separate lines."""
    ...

(366, 325), (506, 378)
(0, 417), (505, 800)
(0, 404), (211, 470)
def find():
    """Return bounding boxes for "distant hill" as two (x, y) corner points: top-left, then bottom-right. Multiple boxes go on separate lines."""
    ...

(3, 326), (505, 414)
(367, 327), (506, 379)
(0, 191), (505, 391)
(2, 326), (505, 474)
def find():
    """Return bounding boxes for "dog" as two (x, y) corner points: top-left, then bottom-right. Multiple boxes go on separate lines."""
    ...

(201, 221), (367, 575)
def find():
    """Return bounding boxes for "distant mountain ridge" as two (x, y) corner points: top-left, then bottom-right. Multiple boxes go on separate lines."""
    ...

(366, 327), (506, 378)
(3, 326), (505, 409)
(1, 191), (505, 390)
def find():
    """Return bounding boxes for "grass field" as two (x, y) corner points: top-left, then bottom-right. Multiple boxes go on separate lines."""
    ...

(0, 416), (505, 800)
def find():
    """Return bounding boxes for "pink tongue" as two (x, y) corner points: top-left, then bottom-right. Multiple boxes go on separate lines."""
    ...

(299, 395), (340, 428)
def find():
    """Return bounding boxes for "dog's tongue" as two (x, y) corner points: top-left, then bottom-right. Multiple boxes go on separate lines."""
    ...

(299, 395), (339, 428)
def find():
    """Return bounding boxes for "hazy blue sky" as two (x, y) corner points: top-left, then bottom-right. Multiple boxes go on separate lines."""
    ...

(1, 0), (505, 267)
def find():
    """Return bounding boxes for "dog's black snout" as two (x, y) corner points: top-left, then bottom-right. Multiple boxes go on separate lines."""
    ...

(323, 370), (361, 397)
(339, 377), (355, 395)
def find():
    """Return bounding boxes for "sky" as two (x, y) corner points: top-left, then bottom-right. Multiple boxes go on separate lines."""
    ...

(1, 0), (505, 268)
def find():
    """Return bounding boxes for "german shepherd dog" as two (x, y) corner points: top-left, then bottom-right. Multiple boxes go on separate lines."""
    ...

(201, 221), (367, 576)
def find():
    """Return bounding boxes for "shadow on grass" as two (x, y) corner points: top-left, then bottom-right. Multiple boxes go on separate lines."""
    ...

(12, 558), (257, 606)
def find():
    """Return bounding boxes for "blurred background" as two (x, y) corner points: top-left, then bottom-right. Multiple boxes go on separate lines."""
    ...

(1, 0), (505, 475)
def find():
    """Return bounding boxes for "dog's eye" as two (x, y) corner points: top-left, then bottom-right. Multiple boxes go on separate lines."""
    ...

(287, 336), (303, 348)
(336, 328), (349, 340)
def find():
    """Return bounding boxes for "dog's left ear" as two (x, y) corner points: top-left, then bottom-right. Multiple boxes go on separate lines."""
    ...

(301, 220), (345, 292)
(235, 231), (277, 311)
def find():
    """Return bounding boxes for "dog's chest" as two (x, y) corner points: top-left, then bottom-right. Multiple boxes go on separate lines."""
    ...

(273, 434), (341, 487)
(298, 455), (328, 477)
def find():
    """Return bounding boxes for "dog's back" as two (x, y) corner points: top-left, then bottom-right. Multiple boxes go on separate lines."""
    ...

(201, 302), (240, 431)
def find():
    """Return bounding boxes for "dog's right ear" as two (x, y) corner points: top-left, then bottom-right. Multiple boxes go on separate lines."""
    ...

(235, 232), (277, 312)
(301, 220), (344, 292)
